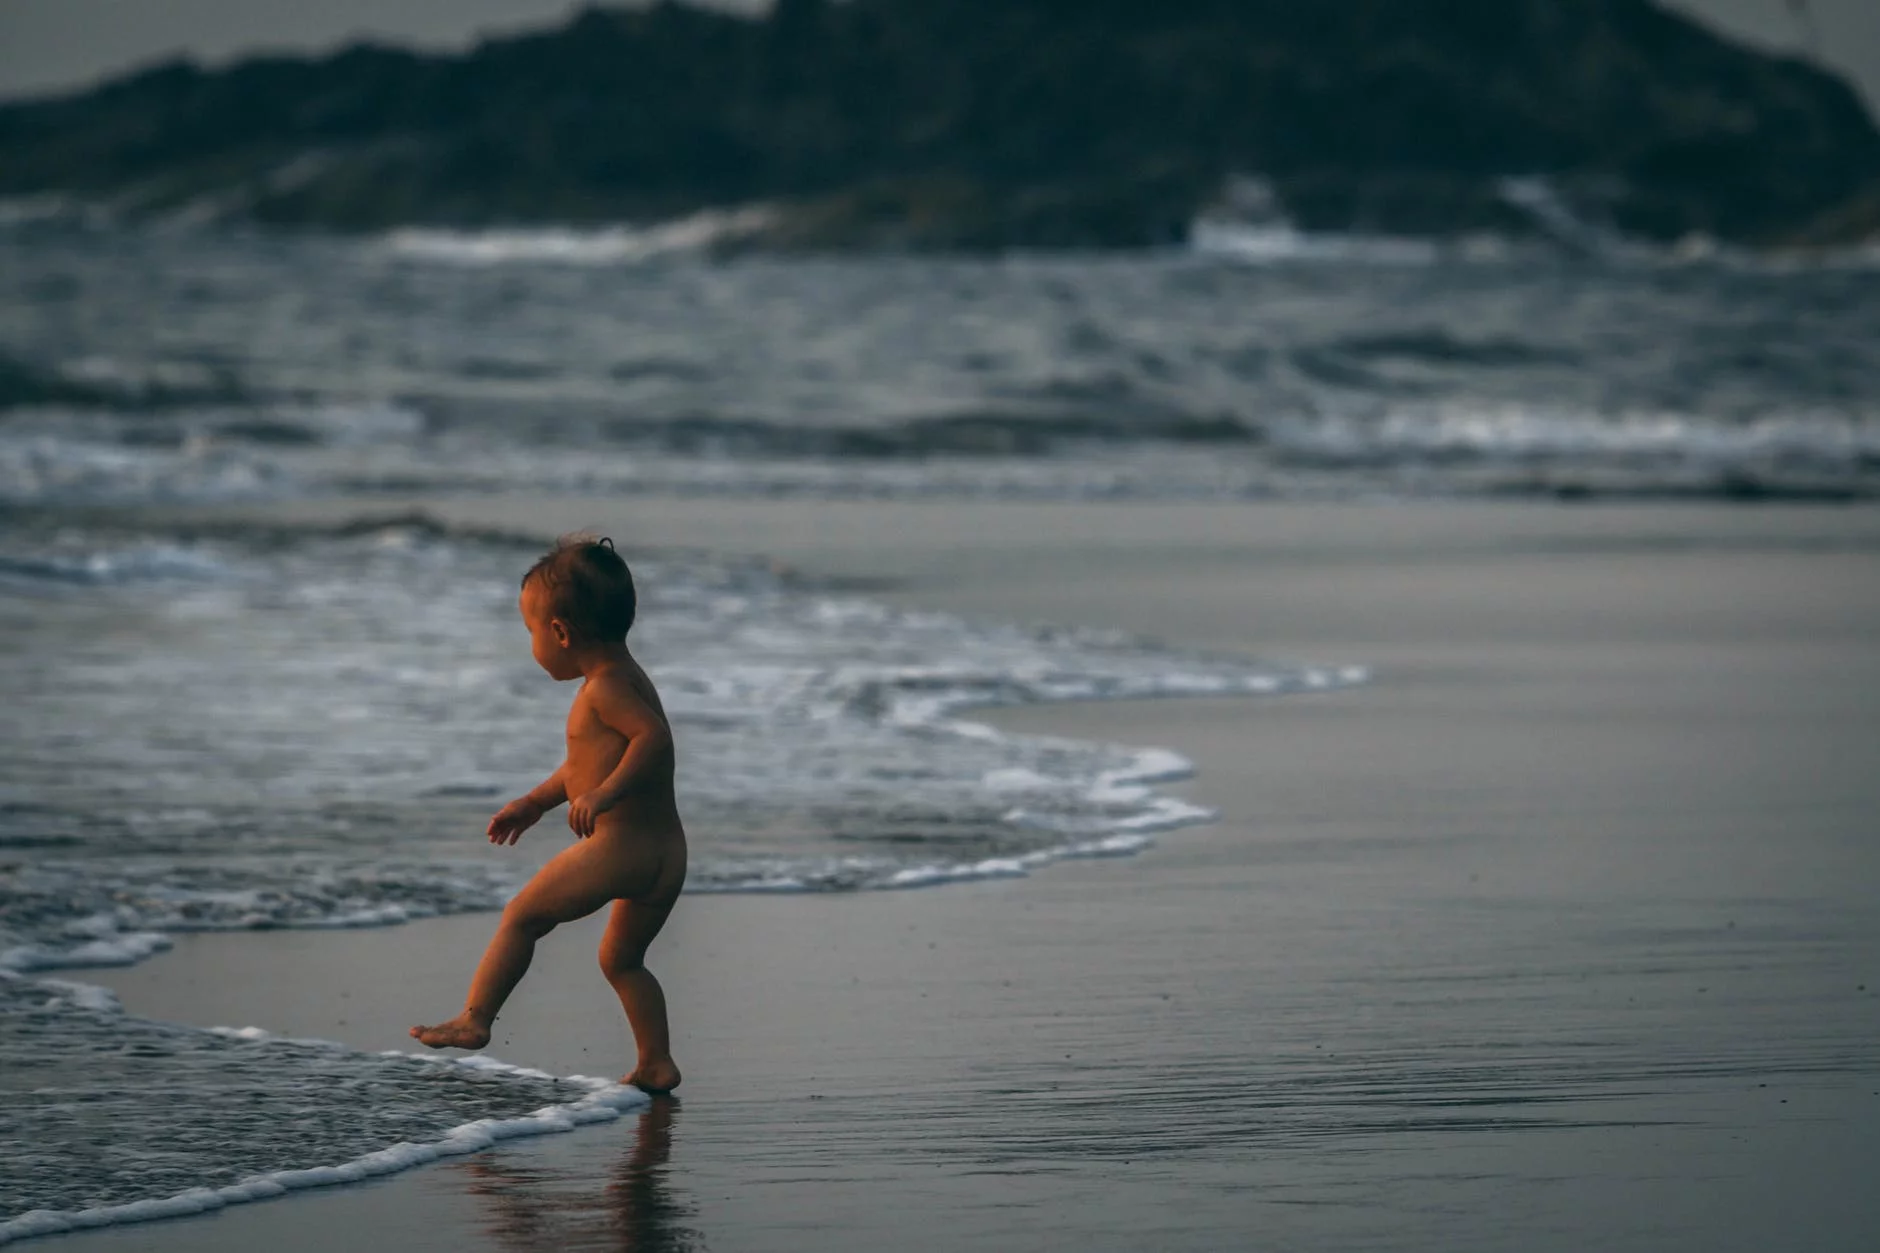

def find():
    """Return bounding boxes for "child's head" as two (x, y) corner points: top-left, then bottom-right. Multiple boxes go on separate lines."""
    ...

(518, 534), (636, 678)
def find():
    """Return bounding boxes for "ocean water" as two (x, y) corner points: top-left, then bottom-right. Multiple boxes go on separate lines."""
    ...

(2, 223), (1877, 505)
(2, 220), (1876, 1237)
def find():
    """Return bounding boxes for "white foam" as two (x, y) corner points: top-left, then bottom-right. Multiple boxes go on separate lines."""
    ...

(1271, 404), (1880, 470)
(273, 401), (426, 446)
(0, 930), (172, 973)
(873, 814), (1199, 888)
(0, 542), (231, 587)
(1495, 176), (1633, 256)
(383, 206), (777, 265)
(0, 525), (1371, 980)
(0, 1044), (650, 1247)
(883, 855), (1047, 888)
(1102, 798), (1218, 833)
(300, 905), (415, 928)
(1189, 174), (1442, 266)
(1102, 747), (1195, 787)
(1193, 176), (1880, 273)
(1190, 220), (1442, 266)
(0, 431), (294, 507)
(981, 767), (1056, 792)
(1061, 833), (1157, 858)
(34, 978), (122, 1014)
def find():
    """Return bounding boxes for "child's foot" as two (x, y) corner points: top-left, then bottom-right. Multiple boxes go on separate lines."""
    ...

(408, 1013), (491, 1050)
(625, 1057), (682, 1094)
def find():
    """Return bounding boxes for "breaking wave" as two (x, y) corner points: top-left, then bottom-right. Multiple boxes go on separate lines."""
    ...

(382, 206), (779, 265)
(4, 226), (1877, 503)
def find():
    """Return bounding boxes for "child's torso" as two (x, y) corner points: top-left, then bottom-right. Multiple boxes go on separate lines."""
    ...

(565, 658), (685, 839)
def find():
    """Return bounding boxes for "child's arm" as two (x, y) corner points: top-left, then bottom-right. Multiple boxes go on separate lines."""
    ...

(487, 764), (568, 845)
(566, 687), (673, 837)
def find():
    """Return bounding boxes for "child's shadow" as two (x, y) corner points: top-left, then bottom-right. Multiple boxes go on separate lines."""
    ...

(457, 1098), (702, 1252)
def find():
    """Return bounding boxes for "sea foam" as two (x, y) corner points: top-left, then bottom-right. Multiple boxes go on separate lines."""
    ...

(1, 521), (1367, 968)
(0, 1070), (647, 1247)
(382, 206), (777, 265)
(0, 975), (650, 1244)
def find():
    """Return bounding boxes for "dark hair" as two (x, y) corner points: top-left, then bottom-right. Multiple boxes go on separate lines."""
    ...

(521, 534), (636, 641)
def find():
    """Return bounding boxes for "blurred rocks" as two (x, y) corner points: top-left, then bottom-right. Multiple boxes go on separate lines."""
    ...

(2, 0), (1875, 249)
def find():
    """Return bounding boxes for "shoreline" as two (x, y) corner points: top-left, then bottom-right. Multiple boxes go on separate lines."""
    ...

(30, 497), (1880, 1252)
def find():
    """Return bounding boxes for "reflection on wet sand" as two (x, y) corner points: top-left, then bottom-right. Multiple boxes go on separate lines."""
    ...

(458, 1098), (703, 1252)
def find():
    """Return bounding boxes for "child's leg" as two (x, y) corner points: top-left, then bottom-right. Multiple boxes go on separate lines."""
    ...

(411, 836), (633, 1049)
(599, 894), (682, 1092)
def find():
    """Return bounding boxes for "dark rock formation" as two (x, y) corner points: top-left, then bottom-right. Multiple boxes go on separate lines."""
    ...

(2, 0), (1876, 249)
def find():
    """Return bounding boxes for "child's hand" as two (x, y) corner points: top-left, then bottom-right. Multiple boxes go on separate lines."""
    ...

(566, 790), (615, 838)
(487, 797), (544, 846)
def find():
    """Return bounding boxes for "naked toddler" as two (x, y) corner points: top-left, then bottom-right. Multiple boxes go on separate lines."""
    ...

(412, 535), (685, 1094)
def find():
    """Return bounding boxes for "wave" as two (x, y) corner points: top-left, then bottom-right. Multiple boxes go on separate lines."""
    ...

(1191, 178), (1880, 272)
(0, 685), (1367, 970)
(1268, 406), (1880, 469)
(0, 861), (519, 974)
(0, 542), (232, 587)
(1312, 330), (1578, 371)
(1493, 176), (1630, 257)
(0, 430), (301, 505)
(1190, 220), (1449, 266)
(596, 408), (1263, 458)
(0, 350), (245, 412)
(4, 223), (1876, 505)
(0, 400), (428, 506)
(382, 206), (778, 265)
(0, 352), (119, 410)
(0, 519), (1367, 972)
(7, 412), (1873, 508)
(0, 973), (649, 1244)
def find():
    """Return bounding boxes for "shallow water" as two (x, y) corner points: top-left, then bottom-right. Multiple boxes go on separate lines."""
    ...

(0, 974), (651, 1243)
(0, 512), (1357, 972)
(0, 507), (1351, 1228)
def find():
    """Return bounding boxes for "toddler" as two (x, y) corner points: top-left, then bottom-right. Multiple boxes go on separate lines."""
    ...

(412, 535), (685, 1094)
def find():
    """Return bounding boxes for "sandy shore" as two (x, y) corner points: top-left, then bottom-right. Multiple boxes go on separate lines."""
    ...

(54, 500), (1880, 1252)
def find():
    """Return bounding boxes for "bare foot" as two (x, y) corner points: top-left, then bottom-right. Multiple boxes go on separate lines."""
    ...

(624, 1057), (682, 1094)
(408, 1012), (491, 1050)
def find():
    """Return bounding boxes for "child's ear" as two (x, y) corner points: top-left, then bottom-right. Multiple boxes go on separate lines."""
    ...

(550, 619), (572, 647)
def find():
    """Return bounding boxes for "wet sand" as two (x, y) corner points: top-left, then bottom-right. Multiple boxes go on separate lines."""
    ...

(58, 500), (1880, 1252)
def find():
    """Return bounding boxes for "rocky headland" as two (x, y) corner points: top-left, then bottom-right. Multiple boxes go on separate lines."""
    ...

(1, 0), (1876, 250)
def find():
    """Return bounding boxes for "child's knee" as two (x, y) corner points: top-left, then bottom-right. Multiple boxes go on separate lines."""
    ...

(501, 901), (558, 941)
(599, 943), (645, 979)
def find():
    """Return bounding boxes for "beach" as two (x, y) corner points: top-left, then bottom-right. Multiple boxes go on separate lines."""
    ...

(6, 19), (1880, 1248)
(41, 498), (1880, 1253)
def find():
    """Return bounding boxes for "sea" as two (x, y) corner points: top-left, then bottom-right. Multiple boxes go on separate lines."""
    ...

(1, 218), (1876, 1239)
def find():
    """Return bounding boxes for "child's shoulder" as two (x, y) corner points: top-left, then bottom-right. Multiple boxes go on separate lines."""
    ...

(585, 659), (664, 713)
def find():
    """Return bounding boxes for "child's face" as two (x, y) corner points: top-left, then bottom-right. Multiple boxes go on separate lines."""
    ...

(520, 581), (582, 681)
